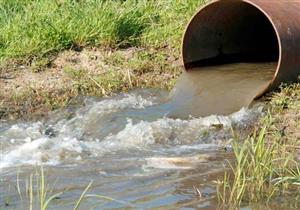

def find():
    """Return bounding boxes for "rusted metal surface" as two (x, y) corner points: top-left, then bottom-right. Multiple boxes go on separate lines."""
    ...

(182, 0), (300, 97)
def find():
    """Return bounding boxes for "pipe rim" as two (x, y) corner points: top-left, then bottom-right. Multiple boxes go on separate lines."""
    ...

(181, 0), (282, 98)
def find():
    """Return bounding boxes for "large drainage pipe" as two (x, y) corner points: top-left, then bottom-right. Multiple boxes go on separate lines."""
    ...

(182, 0), (300, 98)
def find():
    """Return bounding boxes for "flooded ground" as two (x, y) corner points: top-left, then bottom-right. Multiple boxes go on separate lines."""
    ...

(0, 62), (279, 209)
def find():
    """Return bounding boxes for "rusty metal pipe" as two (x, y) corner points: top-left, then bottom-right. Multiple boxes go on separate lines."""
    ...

(182, 0), (300, 97)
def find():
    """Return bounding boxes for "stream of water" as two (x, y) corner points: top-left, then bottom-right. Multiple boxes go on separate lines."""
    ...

(0, 62), (284, 209)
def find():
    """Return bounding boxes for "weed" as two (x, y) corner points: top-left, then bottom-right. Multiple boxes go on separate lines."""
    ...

(11, 166), (132, 209)
(30, 57), (51, 73)
(216, 111), (300, 208)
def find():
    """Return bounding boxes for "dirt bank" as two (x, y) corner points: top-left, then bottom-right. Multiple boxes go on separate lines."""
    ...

(0, 47), (181, 120)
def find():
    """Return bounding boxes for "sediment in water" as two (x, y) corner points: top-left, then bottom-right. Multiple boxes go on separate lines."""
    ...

(165, 62), (276, 118)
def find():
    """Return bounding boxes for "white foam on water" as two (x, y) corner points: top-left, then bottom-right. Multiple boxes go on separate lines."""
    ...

(144, 157), (194, 170)
(0, 92), (264, 169)
(1, 93), (155, 168)
(143, 154), (213, 170)
(54, 93), (155, 136)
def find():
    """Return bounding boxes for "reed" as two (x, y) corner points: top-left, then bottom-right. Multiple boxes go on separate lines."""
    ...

(216, 109), (300, 208)
(13, 166), (132, 209)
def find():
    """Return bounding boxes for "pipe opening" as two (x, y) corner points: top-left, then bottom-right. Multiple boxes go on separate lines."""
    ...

(183, 1), (280, 69)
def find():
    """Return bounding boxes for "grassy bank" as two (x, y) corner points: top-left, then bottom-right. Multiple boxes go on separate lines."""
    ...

(0, 0), (204, 63)
(0, 0), (206, 119)
(217, 84), (300, 208)
(1, 47), (182, 119)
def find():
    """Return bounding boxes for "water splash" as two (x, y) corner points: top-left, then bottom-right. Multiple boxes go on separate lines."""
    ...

(0, 89), (263, 169)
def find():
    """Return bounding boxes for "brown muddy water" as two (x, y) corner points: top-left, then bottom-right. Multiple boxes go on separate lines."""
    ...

(2, 62), (295, 210)
(166, 62), (276, 118)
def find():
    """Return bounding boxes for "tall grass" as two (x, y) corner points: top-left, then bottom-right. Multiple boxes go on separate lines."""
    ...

(14, 166), (133, 209)
(0, 0), (205, 63)
(216, 114), (300, 208)
(19, 166), (64, 210)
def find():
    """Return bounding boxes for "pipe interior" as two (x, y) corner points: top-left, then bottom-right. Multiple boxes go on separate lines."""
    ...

(183, 1), (280, 69)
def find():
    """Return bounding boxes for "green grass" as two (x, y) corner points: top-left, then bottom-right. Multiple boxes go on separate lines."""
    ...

(16, 166), (65, 210)
(1, 0), (207, 119)
(0, 0), (205, 64)
(216, 84), (300, 208)
(11, 166), (132, 209)
(216, 118), (300, 208)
